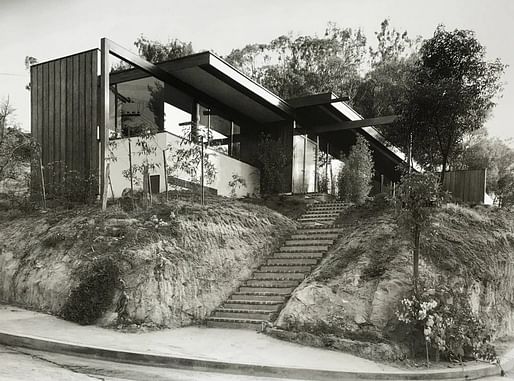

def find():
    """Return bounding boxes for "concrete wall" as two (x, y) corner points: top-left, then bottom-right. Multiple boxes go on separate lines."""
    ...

(109, 132), (259, 198)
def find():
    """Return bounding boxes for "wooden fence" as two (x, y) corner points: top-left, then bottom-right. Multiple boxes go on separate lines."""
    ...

(30, 49), (99, 196)
(442, 169), (487, 204)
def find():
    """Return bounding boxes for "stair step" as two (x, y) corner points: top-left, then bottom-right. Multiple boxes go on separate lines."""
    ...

(290, 234), (338, 240)
(205, 317), (263, 329)
(214, 309), (272, 319)
(259, 265), (312, 272)
(296, 228), (342, 234)
(253, 272), (305, 280)
(280, 245), (328, 252)
(245, 279), (301, 287)
(231, 292), (289, 301)
(224, 300), (282, 310)
(273, 252), (324, 259)
(239, 285), (295, 293)
(303, 211), (341, 216)
(285, 239), (334, 246)
(298, 217), (337, 222)
(267, 258), (318, 266)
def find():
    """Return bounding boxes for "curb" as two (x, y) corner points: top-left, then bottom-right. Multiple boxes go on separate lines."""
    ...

(0, 330), (508, 380)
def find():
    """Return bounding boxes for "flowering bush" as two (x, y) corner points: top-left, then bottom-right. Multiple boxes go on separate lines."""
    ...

(396, 285), (497, 363)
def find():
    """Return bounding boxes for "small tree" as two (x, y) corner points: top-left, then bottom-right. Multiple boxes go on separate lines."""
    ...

(396, 172), (445, 293)
(257, 133), (288, 194)
(337, 135), (374, 204)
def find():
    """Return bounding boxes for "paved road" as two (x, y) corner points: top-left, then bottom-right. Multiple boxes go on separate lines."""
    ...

(0, 344), (305, 381)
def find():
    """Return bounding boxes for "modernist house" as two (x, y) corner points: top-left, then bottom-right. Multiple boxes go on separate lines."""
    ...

(30, 39), (406, 201)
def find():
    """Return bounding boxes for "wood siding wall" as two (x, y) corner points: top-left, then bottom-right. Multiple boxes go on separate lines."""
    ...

(30, 49), (99, 195)
(443, 169), (486, 204)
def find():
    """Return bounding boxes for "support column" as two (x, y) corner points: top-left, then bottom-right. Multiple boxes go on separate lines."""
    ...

(100, 38), (110, 210)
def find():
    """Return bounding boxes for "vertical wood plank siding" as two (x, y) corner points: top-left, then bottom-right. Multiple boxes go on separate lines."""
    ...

(30, 49), (100, 196)
(442, 169), (486, 204)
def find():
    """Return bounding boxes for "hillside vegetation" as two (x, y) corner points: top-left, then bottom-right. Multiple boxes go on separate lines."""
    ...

(275, 203), (514, 360)
(0, 196), (295, 328)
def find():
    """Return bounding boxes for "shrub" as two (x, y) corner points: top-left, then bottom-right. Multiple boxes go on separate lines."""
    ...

(337, 135), (374, 204)
(396, 283), (497, 363)
(257, 133), (289, 194)
(60, 256), (119, 325)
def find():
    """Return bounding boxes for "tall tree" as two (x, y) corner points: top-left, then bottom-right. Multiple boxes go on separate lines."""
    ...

(225, 23), (367, 100)
(399, 26), (505, 181)
(112, 35), (194, 71)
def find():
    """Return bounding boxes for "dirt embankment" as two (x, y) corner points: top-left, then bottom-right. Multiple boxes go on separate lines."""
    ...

(274, 203), (514, 359)
(0, 197), (295, 328)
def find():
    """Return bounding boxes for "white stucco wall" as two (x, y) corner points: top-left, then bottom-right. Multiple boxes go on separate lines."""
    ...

(109, 132), (260, 198)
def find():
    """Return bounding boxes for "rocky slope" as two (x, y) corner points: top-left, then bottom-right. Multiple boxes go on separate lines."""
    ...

(274, 203), (514, 356)
(0, 197), (295, 328)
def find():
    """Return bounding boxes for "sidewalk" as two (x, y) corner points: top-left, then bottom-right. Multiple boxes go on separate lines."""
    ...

(0, 304), (511, 380)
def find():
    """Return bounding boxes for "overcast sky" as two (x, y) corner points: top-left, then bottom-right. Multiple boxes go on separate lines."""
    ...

(1, 0), (513, 142)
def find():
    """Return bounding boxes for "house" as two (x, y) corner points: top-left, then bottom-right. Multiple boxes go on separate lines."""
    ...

(29, 39), (406, 200)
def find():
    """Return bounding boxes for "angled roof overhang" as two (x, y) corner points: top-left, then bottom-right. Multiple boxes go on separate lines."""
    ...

(288, 92), (407, 166)
(110, 51), (294, 124)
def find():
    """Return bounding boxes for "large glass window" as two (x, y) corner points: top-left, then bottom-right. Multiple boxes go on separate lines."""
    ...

(198, 104), (240, 159)
(164, 102), (191, 138)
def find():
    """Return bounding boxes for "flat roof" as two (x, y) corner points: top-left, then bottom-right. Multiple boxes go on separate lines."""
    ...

(110, 51), (294, 124)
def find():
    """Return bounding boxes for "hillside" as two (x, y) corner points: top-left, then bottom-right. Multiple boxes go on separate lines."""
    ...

(0, 195), (296, 328)
(273, 203), (514, 360)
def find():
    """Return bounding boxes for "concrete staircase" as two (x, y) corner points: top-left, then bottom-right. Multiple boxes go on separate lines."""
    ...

(205, 201), (345, 329)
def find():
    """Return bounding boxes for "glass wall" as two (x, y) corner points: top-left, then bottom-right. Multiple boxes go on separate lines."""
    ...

(111, 77), (243, 161)
(198, 104), (241, 160)
(112, 77), (193, 139)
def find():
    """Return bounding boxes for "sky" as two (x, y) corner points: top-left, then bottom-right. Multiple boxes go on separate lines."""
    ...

(1, 0), (513, 143)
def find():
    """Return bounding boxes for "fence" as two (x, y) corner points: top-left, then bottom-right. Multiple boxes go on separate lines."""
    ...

(442, 169), (487, 204)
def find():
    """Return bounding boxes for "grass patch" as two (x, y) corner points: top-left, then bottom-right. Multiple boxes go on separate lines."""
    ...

(242, 194), (308, 220)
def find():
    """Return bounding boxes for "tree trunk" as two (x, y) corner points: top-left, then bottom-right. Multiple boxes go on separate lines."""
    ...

(440, 156), (448, 184)
(413, 225), (420, 294)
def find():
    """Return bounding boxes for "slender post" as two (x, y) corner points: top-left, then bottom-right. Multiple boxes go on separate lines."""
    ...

(200, 135), (204, 206)
(163, 149), (168, 202)
(302, 135), (307, 193)
(314, 136), (319, 193)
(100, 38), (110, 210)
(39, 155), (46, 209)
(325, 143), (329, 193)
(408, 130), (413, 174)
(128, 126), (133, 193)
(380, 174), (384, 193)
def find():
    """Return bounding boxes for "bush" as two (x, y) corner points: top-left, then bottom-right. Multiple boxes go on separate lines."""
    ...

(60, 256), (119, 325)
(257, 133), (289, 194)
(396, 283), (497, 363)
(337, 136), (374, 204)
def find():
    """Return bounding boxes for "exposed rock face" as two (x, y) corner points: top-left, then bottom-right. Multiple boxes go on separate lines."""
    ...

(0, 200), (294, 328)
(276, 205), (514, 348)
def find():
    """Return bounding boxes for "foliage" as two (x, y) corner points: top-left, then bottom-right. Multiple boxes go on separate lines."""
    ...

(451, 130), (514, 204)
(228, 173), (247, 198)
(134, 34), (194, 63)
(45, 163), (98, 205)
(168, 136), (217, 188)
(112, 35), (194, 71)
(396, 26), (505, 180)
(337, 135), (374, 204)
(225, 23), (367, 100)
(353, 19), (419, 121)
(396, 284), (497, 363)
(0, 99), (34, 184)
(256, 133), (289, 194)
(60, 256), (119, 325)
(395, 172), (446, 292)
